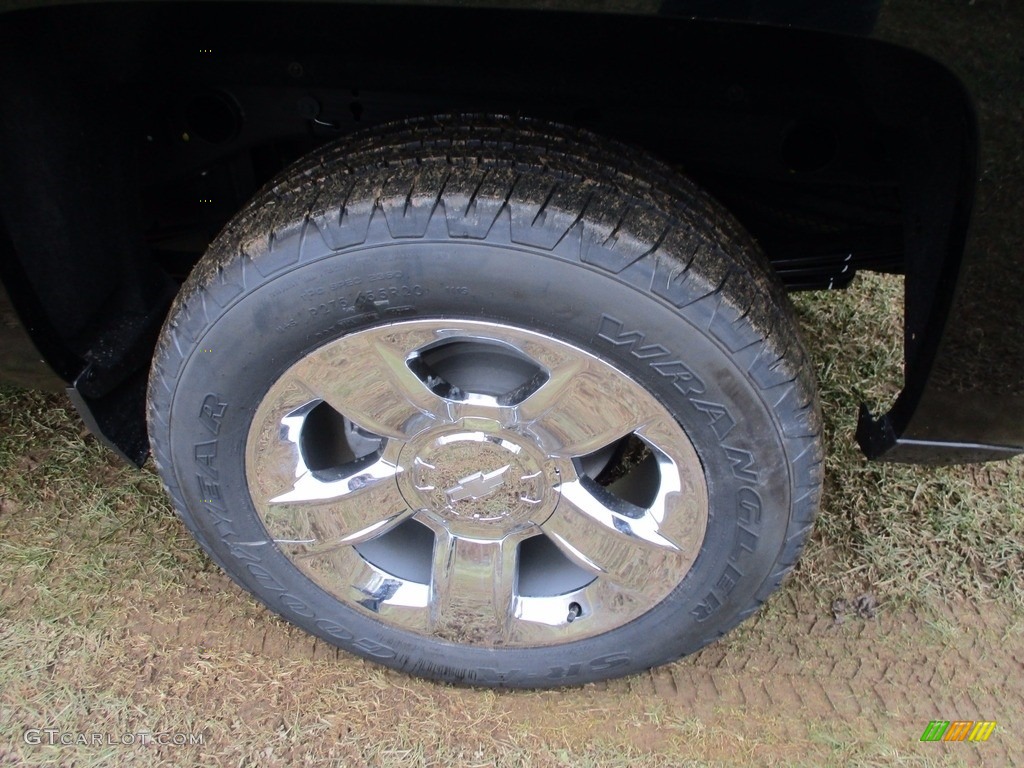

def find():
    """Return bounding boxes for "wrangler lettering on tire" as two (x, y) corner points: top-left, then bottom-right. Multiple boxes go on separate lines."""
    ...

(147, 115), (823, 687)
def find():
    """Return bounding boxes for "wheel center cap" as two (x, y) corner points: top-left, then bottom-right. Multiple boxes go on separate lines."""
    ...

(397, 425), (556, 532)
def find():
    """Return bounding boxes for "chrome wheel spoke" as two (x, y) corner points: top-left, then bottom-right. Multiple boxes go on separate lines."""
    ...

(540, 480), (682, 593)
(288, 333), (444, 439)
(428, 528), (523, 644)
(518, 365), (659, 458)
(246, 395), (322, 503)
(263, 462), (413, 554)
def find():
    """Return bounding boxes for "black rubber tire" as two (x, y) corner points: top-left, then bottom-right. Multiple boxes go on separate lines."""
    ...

(147, 115), (823, 688)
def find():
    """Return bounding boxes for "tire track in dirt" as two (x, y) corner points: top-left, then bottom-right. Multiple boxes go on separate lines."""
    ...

(617, 591), (1020, 764)
(117, 572), (1022, 765)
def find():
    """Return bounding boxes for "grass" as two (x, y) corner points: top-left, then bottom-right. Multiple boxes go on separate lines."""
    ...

(2, 271), (1022, 767)
(790, 274), (1024, 610)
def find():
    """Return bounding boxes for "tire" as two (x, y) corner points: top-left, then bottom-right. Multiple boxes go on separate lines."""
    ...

(147, 115), (823, 688)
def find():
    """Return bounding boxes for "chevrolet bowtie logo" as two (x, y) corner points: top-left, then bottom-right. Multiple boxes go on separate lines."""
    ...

(445, 465), (509, 502)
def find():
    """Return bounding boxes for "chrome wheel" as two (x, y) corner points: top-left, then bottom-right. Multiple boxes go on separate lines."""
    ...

(246, 319), (709, 647)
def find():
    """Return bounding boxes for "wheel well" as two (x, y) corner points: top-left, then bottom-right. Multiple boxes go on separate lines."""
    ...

(0, 2), (973, 463)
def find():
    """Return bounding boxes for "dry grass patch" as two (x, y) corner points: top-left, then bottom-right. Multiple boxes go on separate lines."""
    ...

(2, 273), (1023, 767)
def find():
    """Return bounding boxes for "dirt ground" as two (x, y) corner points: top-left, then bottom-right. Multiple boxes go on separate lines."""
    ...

(1, 506), (1020, 767)
(3, 272), (1024, 767)
(111, 577), (1024, 766)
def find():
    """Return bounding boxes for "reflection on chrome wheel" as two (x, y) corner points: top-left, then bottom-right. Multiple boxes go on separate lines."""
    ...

(148, 116), (822, 687)
(246, 320), (708, 646)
